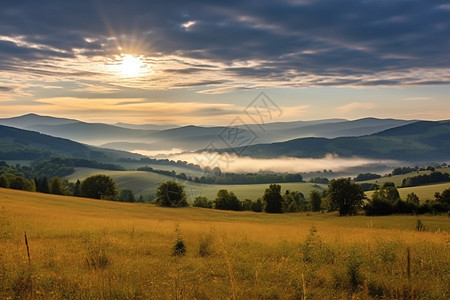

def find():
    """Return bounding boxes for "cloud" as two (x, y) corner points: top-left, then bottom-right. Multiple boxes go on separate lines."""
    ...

(337, 102), (376, 113)
(402, 97), (432, 101)
(0, 0), (448, 91)
(29, 97), (259, 124)
(0, 86), (13, 92)
(165, 152), (398, 174)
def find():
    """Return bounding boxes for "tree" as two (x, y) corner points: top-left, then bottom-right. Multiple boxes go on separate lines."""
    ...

(0, 174), (9, 188)
(263, 184), (283, 213)
(81, 175), (118, 200)
(251, 198), (264, 212)
(214, 189), (241, 211)
(193, 196), (213, 208)
(155, 180), (188, 207)
(73, 179), (81, 197)
(406, 192), (420, 206)
(282, 190), (306, 212)
(310, 190), (322, 212)
(49, 177), (64, 195)
(354, 173), (381, 182)
(9, 175), (35, 192)
(434, 188), (450, 211)
(119, 189), (135, 202)
(328, 178), (365, 216)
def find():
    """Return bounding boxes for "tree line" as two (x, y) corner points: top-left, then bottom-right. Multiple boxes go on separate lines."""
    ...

(155, 178), (449, 216)
(137, 165), (304, 185)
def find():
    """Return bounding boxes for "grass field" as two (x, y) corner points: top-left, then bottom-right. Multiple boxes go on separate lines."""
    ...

(67, 168), (328, 201)
(0, 188), (449, 299)
(360, 167), (450, 187)
(366, 182), (450, 202)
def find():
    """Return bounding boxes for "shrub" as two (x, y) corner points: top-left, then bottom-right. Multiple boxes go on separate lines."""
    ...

(173, 225), (186, 256)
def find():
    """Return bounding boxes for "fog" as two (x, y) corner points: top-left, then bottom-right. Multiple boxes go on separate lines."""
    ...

(163, 152), (398, 176)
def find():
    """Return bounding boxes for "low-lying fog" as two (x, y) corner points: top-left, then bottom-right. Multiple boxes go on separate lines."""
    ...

(134, 149), (400, 177)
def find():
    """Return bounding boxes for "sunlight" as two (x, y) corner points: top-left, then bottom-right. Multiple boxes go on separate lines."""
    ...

(111, 54), (149, 78)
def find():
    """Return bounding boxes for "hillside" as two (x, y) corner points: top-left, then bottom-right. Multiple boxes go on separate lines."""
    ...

(0, 113), (415, 153)
(0, 188), (448, 299)
(228, 120), (450, 161)
(0, 125), (142, 161)
(66, 167), (326, 201)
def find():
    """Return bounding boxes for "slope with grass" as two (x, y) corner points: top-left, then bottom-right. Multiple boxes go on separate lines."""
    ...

(359, 167), (450, 187)
(232, 120), (450, 161)
(365, 182), (450, 202)
(0, 188), (448, 299)
(67, 167), (325, 201)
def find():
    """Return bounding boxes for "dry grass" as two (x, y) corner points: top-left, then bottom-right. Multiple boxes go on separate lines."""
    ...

(0, 188), (449, 299)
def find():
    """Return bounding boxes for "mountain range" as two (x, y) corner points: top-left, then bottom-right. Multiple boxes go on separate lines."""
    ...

(0, 113), (415, 153)
(223, 120), (450, 161)
(0, 113), (449, 163)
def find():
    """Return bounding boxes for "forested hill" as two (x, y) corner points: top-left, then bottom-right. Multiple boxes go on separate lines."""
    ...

(0, 125), (141, 161)
(222, 120), (450, 161)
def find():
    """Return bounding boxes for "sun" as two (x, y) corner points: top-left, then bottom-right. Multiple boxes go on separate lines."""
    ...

(112, 54), (149, 78)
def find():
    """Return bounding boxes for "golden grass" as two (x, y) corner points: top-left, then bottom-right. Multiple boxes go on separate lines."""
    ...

(1, 188), (449, 299)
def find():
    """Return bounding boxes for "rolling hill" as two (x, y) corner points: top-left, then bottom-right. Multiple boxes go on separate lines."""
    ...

(0, 124), (142, 161)
(227, 120), (450, 161)
(0, 113), (415, 153)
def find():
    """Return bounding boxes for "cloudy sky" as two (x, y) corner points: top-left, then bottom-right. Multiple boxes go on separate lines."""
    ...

(0, 0), (449, 125)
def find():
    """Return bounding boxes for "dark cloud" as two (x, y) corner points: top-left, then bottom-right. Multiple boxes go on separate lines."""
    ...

(0, 86), (13, 92)
(0, 0), (449, 87)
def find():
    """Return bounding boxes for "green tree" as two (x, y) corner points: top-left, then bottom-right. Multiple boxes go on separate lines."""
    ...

(282, 190), (306, 212)
(81, 175), (118, 200)
(328, 178), (365, 216)
(193, 196), (213, 208)
(310, 190), (322, 212)
(37, 177), (50, 193)
(73, 179), (81, 197)
(49, 177), (64, 195)
(119, 189), (135, 202)
(0, 174), (9, 188)
(263, 184), (283, 213)
(214, 189), (241, 211)
(251, 198), (264, 212)
(155, 181), (187, 207)
(406, 192), (420, 206)
(9, 175), (35, 192)
(241, 199), (253, 211)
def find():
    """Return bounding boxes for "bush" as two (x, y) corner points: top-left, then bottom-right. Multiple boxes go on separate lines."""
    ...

(173, 225), (186, 256)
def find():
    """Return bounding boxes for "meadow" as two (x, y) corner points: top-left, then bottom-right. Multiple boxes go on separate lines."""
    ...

(67, 168), (328, 201)
(1, 188), (449, 299)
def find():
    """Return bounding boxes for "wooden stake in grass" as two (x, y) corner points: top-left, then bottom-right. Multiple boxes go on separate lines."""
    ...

(301, 273), (307, 300)
(24, 231), (31, 265)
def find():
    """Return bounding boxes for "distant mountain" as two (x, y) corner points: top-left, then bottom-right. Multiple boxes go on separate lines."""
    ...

(0, 125), (142, 161)
(0, 113), (417, 153)
(114, 122), (177, 131)
(0, 113), (77, 128)
(222, 120), (450, 161)
(27, 123), (154, 146)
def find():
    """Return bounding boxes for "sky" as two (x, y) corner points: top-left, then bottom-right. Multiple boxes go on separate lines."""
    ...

(0, 0), (449, 125)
